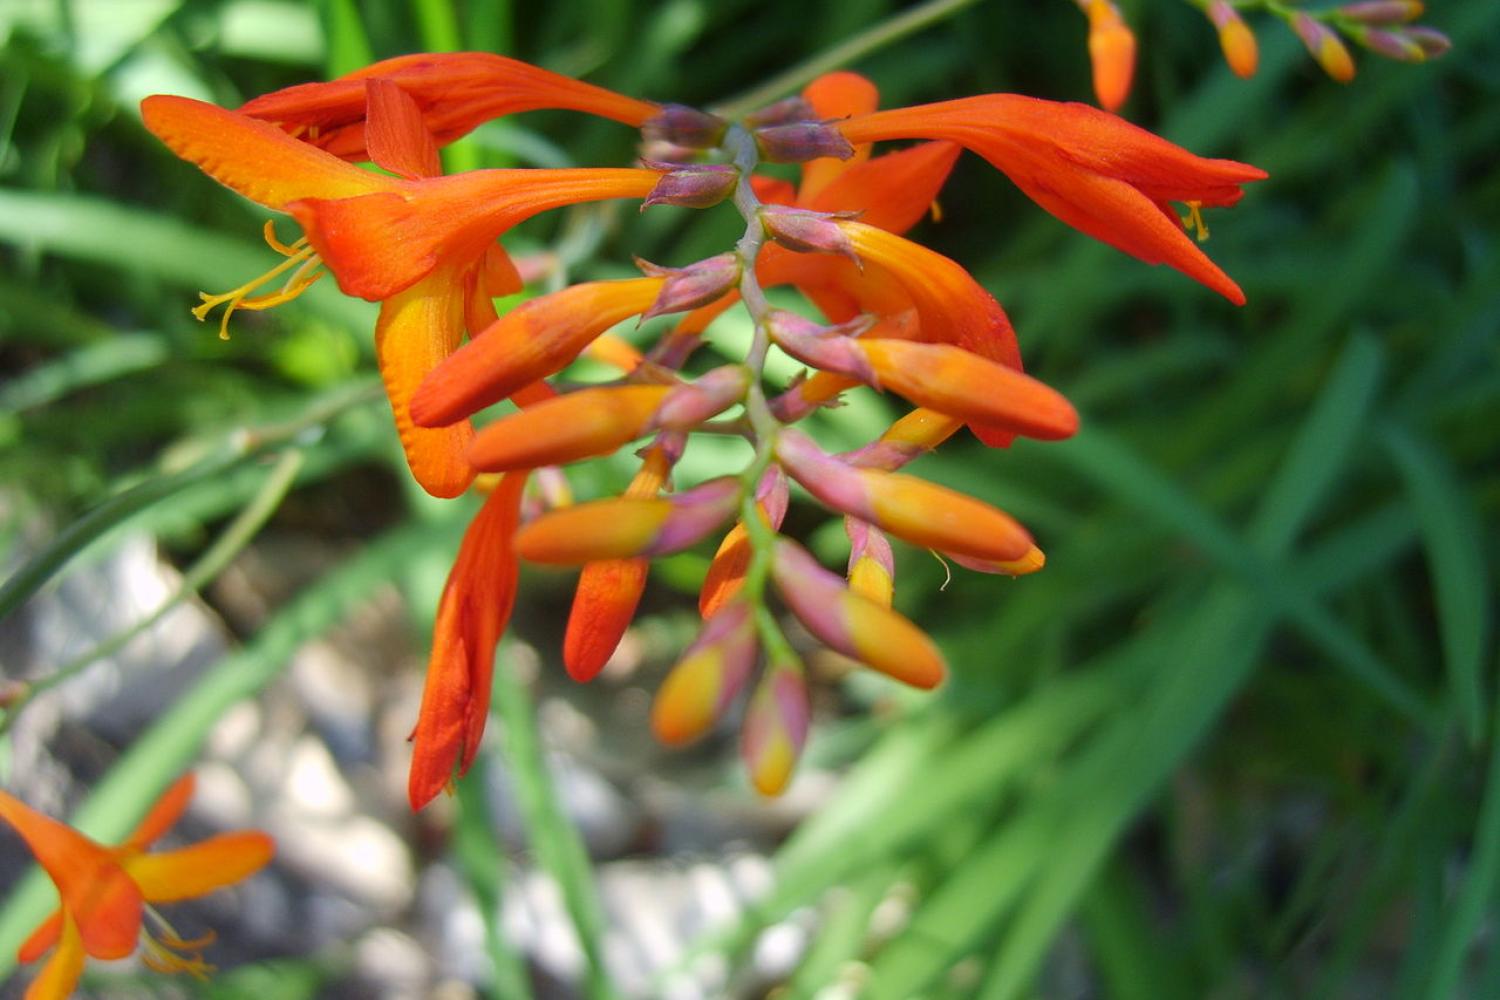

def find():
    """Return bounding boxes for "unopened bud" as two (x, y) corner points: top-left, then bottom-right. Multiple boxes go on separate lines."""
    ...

(651, 602), (758, 746)
(638, 253), (741, 320)
(846, 519), (895, 607)
(1294, 14), (1357, 83)
(641, 103), (728, 149)
(759, 206), (860, 261)
(1404, 25), (1451, 57)
(766, 310), (877, 383)
(652, 364), (749, 431)
(1208, 1), (1259, 78)
(741, 661), (811, 796)
(516, 476), (740, 564)
(1084, 0), (1136, 112)
(1337, 1), (1423, 24)
(744, 97), (816, 128)
(640, 161), (739, 210)
(754, 121), (855, 163)
(1353, 25), (1426, 61)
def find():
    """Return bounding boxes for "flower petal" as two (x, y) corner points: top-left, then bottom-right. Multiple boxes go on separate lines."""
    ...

(804, 141), (961, 235)
(123, 773), (195, 850)
(374, 267), (476, 499)
(123, 832), (274, 903)
(23, 916), (84, 1000)
(798, 71), (879, 200)
(17, 909), (63, 965)
(365, 78), (442, 179)
(140, 95), (397, 209)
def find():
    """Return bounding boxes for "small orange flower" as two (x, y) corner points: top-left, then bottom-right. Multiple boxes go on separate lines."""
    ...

(0, 775), (273, 999)
(836, 95), (1267, 303)
(1083, 0), (1137, 111)
(409, 472), (528, 809)
(467, 385), (674, 473)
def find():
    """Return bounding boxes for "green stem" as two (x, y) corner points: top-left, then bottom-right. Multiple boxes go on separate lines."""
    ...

(714, 0), (984, 119)
(0, 449), (306, 738)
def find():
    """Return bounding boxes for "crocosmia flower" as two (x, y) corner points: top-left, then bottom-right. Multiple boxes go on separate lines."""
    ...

(0, 774), (273, 998)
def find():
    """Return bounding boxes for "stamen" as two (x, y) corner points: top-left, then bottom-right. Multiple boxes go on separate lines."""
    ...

(193, 239), (322, 340)
(262, 219), (308, 257)
(139, 906), (217, 981)
(1180, 200), (1210, 242)
(929, 199), (944, 223)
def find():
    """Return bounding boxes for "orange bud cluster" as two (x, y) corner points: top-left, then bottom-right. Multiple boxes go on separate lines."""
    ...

(143, 50), (1268, 803)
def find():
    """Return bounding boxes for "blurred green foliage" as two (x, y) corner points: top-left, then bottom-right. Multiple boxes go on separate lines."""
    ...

(1, 0), (1497, 997)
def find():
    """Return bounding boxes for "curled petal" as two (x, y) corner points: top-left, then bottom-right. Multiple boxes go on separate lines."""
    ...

(413, 277), (665, 427)
(28, 917), (86, 999)
(741, 663), (812, 796)
(18, 909), (63, 964)
(365, 78), (442, 179)
(771, 539), (945, 689)
(409, 473), (527, 810)
(468, 385), (671, 472)
(240, 52), (659, 159)
(517, 477), (740, 564)
(651, 603), (759, 745)
(123, 774), (196, 851)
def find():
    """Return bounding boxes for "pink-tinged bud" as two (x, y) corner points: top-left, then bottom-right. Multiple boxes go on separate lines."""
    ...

(754, 121), (856, 163)
(771, 539), (945, 689)
(467, 385), (671, 472)
(563, 448), (675, 682)
(699, 468), (788, 618)
(516, 477), (740, 564)
(642, 103), (727, 148)
(759, 206), (860, 262)
(744, 96), (817, 128)
(1084, 0), (1137, 112)
(1353, 26), (1427, 61)
(766, 310), (877, 383)
(1294, 14), (1357, 83)
(855, 339), (1080, 442)
(1337, 1), (1423, 24)
(1403, 26), (1451, 58)
(638, 254), (742, 320)
(651, 364), (749, 430)
(775, 428), (1035, 563)
(946, 544), (1047, 577)
(412, 278), (663, 427)
(640, 162), (740, 210)
(846, 519), (895, 607)
(741, 662), (811, 796)
(844, 410), (964, 471)
(1208, 1), (1259, 78)
(651, 602), (759, 746)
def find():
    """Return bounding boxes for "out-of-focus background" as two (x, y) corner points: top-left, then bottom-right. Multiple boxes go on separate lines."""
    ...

(1, 1), (1496, 997)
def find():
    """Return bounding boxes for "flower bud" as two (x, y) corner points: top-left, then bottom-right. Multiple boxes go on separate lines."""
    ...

(759, 206), (860, 261)
(774, 428), (1035, 563)
(771, 538), (945, 689)
(467, 385), (671, 472)
(765, 309), (877, 383)
(640, 161), (739, 210)
(1084, 0), (1137, 112)
(641, 103), (727, 149)
(843, 410), (964, 471)
(744, 96), (816, 128)
(1403, 26), (1451, 57)
(846, 519), (895, 607)
(754, 121), (856, 163)
(699, 468), (788, 618)
(516, 476), (740, 564)
(651, 602), (758, 745)
(1337, 1), (1423, 24)
(638, 254), (742, 320)
(1352, 26), (1427, 61)
(1294, 14), (1357, 83)
(947, 544), (1047, 577)
(563, 448), (675, 682)
(651, 364), (749, 431)
(741, 661), (811, 795)
(1207, 1), (1259, 78)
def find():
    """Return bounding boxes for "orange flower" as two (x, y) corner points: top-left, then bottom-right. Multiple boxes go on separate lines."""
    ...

(142, 91), (660, 497)
(238, 51), (660, 161)
(409, 472), (528, 810)
(0, 774), (273, 998)
(836, 96), (1267, 303)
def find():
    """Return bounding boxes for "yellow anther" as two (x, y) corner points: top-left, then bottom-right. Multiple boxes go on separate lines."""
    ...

(1180, 200), (1210, 242)
(139, 907), (216, 981)
(929, 199), (944, 223)
(193, 238), (322, 340)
